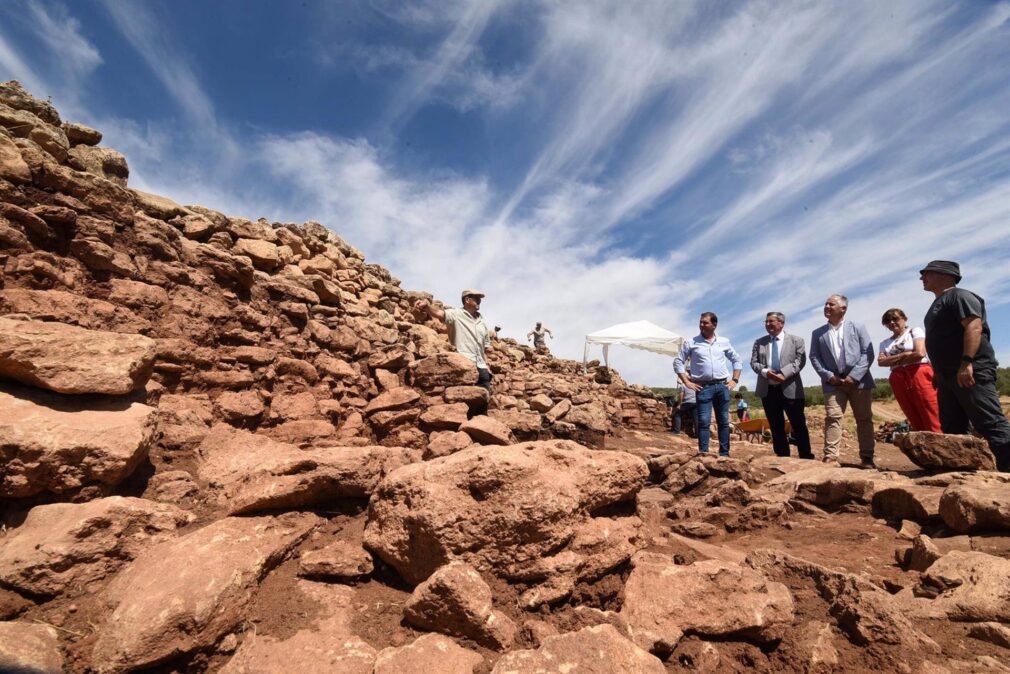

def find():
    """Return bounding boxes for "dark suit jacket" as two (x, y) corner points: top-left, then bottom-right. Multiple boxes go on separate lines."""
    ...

(750, 333), (806, 399)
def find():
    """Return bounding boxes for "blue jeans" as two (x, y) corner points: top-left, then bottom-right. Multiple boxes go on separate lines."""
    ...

(695, 383), (731, 455)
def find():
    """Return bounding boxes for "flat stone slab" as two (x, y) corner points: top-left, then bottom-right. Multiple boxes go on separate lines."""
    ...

(0, 317), (156, 395)
(491, 624), (665, 674)
(0, 383), (156, 497)
(0, 496), (192, 597)
(197, 425), (420, 514)
(219, 581), (376, 674)
(0, 621), (64, 673)
(872, 484), (944, 522)
(619, 552), (794, 654)
(92, 513), (318, 673)
(895, 432), (996, 471)
(375, 634), (482, 674)
(763, 466), (894, 507)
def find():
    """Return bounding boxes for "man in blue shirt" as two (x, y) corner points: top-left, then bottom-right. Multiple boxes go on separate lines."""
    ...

(674, 312), (743, 456)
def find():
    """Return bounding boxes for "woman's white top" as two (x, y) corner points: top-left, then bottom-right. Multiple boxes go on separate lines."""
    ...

(879, 326), (929, 370)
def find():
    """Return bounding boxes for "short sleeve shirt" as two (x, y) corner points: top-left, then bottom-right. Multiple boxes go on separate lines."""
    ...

(444, 307), (491, 369)
(924, 288), (996, 374)
(878, 327), (929, 370)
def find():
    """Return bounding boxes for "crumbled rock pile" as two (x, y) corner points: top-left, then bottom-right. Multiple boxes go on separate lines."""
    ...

(2, 81), (1010, 673)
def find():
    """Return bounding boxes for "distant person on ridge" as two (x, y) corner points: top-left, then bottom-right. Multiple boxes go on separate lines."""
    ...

(810, 295), (876, 468)
(414, 289), (493, 390)
(750, 311), (813, 459)
(877, 307), (941, 432)
(527, 322), (554, 351)
(920, 260), (1010, 471)
(674, 312), (743, 457)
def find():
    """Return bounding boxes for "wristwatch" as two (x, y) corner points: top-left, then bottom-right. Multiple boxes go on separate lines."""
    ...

(961, 355), (975, 364)
(731, 378), (739, 384)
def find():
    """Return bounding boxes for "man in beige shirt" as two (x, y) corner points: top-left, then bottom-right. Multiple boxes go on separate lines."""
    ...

(413, 288), (493, 390)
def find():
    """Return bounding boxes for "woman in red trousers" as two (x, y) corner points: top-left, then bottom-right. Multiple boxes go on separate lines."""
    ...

(878, 308), (942, 432)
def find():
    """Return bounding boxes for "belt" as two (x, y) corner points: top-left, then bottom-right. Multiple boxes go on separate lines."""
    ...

(692, 379), (727, 387)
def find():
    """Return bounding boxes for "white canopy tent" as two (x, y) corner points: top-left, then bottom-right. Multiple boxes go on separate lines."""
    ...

(582, 320), (683, 372)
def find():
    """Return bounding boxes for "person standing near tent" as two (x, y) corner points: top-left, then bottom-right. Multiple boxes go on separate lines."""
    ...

(672, 384), (697, 437)
(674, 312), (743, 457)
(413, 289), (493, 390)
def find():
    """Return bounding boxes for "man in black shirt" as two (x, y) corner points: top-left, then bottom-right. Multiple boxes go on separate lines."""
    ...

(921, 260), (1010, 471)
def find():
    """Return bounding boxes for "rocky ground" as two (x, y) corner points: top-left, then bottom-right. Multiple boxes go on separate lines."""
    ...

(2, 80), (1010, 673)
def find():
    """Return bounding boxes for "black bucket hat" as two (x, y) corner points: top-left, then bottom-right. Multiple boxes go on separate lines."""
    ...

(919, 260), (961, 282)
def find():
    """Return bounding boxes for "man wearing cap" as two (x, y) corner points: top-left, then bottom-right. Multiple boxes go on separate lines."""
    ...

(921, 260), (1010, 471)
(674, 312), (743, 456)
(413, 289), (493, 390)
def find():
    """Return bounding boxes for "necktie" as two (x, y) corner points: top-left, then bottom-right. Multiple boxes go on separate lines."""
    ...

(771, 337), (780, 372)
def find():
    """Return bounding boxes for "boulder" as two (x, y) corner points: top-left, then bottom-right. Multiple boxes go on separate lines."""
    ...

(459, 415), (514, 445)
(63, 121), (103, 146)
(491, 624), (665, 674)
(566, 401), (609, 433)
(196, 425), (420, 514)
(0, 317), (156, 395)
(420, 403), (469, 430)
(0, 621), (64, 674)
(411, 353), (477, 389)
(424, 431), (473, 459)
(829, 577), (939, 651)
(545, 398), (572, 423)
(939, 478), (1010, 533)
(968, 622), (1010, 649)
(403, 561), (517, 650)
(0, 132), (32, 183)
(374, 634), (483, 674)
(299, 541), (374, 578)
(363, 440), (647, 585)
(764, 466), (888, 507)
(232, 238), (281, 271)
(619, 552), (794, 654)
(92, 513), (318, 673)
(444, 385), (489, 408)
(872, 484), (943, 522)
(108, 279), (170, 308)
(364, 387), (420, 415)
(215, 390), (266, 423)
(0, 384), (156, 497)
(528, 394), (554, 412)
(0, 496), (193, 597)
(911, 551), (1010, 622)
(219, 581), (375, 674)
(895, 432), (996, 471)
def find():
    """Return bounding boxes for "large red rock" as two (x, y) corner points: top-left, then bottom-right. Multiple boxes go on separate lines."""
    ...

(459, 415), (514, 445)
(0, 496), (192, 597)
(872, 484), (943, 522)
(0, 317), (156, 394)
(764, 466), (891, 507)
(0, 621), (64, 673)
(92, 513), (318, 673)
(0, 384), (157, 497)
(411, 353), (477, 389)
(939, 476), (1010, 533)
(403, 561), (517, 650)
(906, 551), (1010, 623)
(895, 432), (996, 471)
(491, 624), (665, 674)
(363, 440), (647, 585)
(196, 425), (419, 514)
(620, 552), (794, 654)
(219, 581), (376, 674)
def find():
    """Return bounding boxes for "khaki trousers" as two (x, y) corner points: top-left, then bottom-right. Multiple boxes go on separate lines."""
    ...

(823, 387), (875, 461)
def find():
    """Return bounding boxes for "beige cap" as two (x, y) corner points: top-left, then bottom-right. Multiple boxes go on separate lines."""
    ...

(461, 288), (485, 300)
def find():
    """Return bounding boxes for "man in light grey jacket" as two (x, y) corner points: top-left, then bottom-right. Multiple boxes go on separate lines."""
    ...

(809, 294), (876, 467)
(751, 311), (813, 459)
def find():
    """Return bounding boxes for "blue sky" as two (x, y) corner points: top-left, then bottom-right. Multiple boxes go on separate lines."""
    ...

(2, 0), (1010, 388)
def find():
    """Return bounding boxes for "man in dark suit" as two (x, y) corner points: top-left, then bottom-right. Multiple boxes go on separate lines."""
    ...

(810, 294), (876, 467)
(751, 312), (813, 458)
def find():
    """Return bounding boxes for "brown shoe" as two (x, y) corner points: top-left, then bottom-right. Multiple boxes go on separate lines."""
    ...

(859, 458), (876, 469)
(822, 457), (841, 467)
